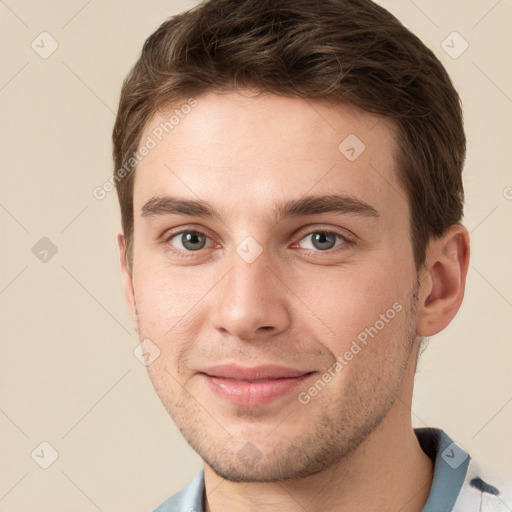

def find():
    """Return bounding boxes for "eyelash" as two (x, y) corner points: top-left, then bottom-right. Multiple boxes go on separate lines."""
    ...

(162, 227), (355, 258)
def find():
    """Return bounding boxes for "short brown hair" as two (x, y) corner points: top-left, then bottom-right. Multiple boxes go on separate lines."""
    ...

(112, 0), (465, 270)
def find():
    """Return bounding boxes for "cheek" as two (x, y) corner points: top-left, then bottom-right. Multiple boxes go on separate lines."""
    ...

(307, 269), (413, 401)
(131, 263), (207, 370)
(133, 258), (209, 325)
(306, 264), (405, 344)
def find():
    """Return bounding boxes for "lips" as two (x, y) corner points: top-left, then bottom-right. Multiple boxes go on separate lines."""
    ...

(199, 364), (316, 406)
(201, 364), (313, 381)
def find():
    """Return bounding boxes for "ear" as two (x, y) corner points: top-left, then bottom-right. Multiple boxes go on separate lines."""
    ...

(117, 232), (139, 334)
(416, 224), (470, 337)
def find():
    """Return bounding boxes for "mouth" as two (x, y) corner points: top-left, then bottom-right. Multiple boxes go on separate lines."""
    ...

(198, 364), (317, 407)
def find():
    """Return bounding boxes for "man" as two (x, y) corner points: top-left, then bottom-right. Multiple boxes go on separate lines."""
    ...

(112, 0), (509, 510)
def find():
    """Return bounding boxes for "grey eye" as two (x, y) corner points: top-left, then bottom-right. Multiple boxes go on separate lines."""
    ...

(169, 231), (209, 251)
(299, 231), (344, 251)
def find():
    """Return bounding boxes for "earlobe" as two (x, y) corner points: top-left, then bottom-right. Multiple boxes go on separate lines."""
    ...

(117, 233), (139, 334)
(417, 225), (470, 337)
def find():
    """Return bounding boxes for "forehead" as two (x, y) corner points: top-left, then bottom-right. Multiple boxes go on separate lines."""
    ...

(132, 91), (406, 225)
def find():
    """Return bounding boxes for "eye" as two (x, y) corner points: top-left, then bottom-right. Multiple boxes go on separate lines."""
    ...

(297, 230), (348, 251)
(166, 230), (212, 252)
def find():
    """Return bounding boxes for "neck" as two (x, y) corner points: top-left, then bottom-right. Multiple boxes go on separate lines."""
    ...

(203, 354), (434, 512)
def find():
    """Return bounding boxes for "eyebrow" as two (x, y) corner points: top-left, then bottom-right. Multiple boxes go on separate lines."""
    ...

(141, 194), (379, 222)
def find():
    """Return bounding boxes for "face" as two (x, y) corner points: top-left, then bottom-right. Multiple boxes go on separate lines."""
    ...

(122, 91), (422, 482)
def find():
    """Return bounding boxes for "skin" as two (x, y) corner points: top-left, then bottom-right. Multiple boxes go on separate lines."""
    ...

(118, 91), (470, 511)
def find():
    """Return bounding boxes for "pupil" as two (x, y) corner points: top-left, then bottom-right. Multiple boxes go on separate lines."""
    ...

(313, 232), (334, 250)
(183, 232), (204, 250)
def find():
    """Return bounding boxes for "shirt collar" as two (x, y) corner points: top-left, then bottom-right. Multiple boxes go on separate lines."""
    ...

(414, 427), (470, 511)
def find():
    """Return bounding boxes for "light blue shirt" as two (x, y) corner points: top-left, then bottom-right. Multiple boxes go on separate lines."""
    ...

(153, 428), (510, 512)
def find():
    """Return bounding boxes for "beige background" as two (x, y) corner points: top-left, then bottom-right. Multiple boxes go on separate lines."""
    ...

(0, 0), (511, 510)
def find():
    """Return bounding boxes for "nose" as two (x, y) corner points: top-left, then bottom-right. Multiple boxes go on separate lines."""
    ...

(210, 250), (291, 341)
